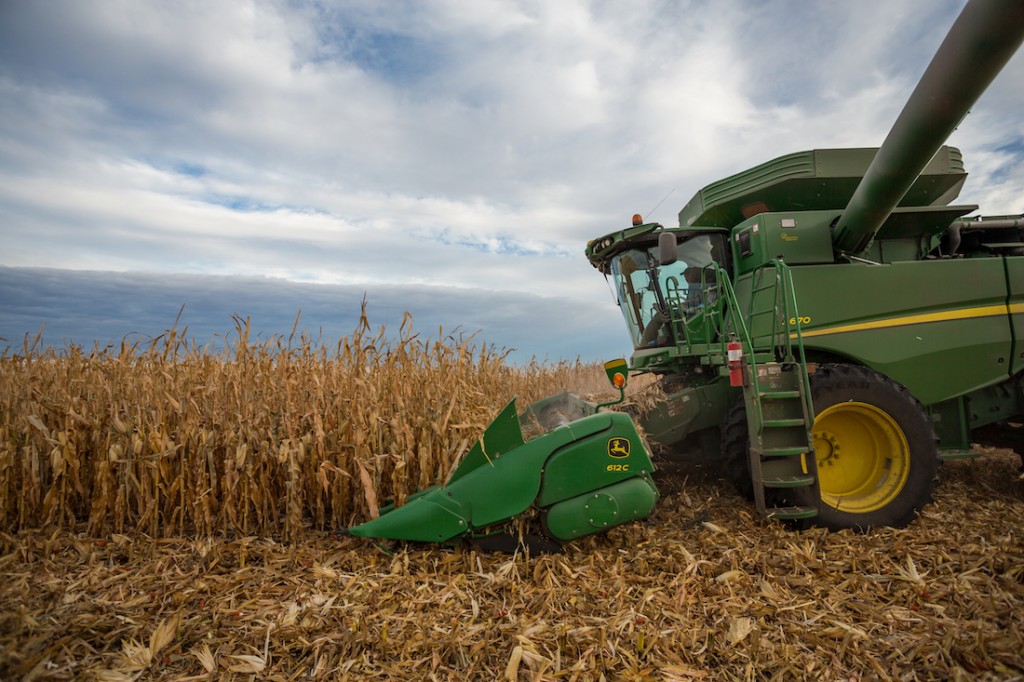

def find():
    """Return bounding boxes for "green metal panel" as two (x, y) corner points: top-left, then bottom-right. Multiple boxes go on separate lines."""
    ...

(635, 378), (734, 448)
(730, 206), (980, 276)
(536, 412), (655, 506)
(964, 379), (1024, 430)
(741, 259), (1015, 405)
(678, 147), (966, 230)
(928, 398), (971, 452)
(730, 213), (835, 275)
(346, 487), (472, 542)
(347, 430), (555, 542)
(446, 399), (524, 484)
(544, 476), (659, 541)
(1008, 256), (1024, 376)
(874, 205), (976, 240)
(455, 413), (612, 528)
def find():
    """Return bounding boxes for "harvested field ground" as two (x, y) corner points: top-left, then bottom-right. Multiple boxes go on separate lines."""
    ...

(2, 325), (1022, 679)
(2, 447), (1022, 681)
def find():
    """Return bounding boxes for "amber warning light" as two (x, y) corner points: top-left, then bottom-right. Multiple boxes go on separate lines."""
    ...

(603, 358), (629, 392)
(632, 214), (643, 226)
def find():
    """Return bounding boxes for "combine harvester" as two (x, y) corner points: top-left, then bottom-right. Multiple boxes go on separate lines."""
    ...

(348, 0), (1024, 549)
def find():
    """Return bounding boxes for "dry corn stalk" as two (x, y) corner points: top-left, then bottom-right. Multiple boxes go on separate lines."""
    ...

(0, 305), (609, 540)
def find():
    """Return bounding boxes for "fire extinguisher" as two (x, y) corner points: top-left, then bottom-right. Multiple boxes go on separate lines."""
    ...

(727, 337), (744, 387)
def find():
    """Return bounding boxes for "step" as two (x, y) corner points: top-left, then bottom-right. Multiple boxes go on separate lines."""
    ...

(760, 390), (801, 399)
(763, 418), (806, 428)
(766, 506), (818, 520)
(762, 475), (816, 488)
(981, 242), (1024, 252)
(761, 446), (808, 457)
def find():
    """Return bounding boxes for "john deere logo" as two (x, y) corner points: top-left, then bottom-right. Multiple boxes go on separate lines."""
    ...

(608, 438), (630, 459)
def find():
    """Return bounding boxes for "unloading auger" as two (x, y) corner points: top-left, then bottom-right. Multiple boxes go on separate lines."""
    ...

(344, 360), (660, 551)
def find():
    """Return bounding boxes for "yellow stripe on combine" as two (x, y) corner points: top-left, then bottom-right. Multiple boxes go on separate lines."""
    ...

(797, 303), (1023, 339)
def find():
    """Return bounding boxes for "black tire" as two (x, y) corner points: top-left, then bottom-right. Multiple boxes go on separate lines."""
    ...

(721, 398), (755, 500)
(793, 363), (939, 530)
(721, 398), (791, 513)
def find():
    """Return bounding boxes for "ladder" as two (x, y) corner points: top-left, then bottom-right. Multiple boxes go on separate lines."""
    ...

(728, 260), (819, 521)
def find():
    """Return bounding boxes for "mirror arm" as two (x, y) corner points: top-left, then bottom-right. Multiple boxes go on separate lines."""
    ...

(596, 387), (626, 410)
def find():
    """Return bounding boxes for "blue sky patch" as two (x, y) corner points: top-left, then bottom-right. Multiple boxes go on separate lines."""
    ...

(174, 162), (207, 177)
(343, 30), (441, 87)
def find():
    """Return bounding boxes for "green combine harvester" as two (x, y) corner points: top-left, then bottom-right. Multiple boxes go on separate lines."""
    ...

(348, 0), (1024, 549)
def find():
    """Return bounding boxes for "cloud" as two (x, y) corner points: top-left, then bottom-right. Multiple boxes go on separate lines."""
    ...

(0, 266), (627, 363)
(0, 0), (1021, 361)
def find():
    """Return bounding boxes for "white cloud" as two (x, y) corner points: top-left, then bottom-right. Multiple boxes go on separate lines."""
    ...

(0, 0), (1022, 358)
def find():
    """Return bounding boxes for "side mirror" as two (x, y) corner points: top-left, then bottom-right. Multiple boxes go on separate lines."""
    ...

(658, 232), (678, 265)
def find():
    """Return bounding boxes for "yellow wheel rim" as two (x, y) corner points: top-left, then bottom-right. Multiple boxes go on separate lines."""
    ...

(812, 401), (910, 514)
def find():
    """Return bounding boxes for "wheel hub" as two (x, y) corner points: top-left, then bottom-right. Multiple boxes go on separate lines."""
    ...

(812, 401), (911, 513)
(813, 431), (840, 464)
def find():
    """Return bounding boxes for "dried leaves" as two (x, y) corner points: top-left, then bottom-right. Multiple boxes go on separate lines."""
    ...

(1, 449), (1021, 680)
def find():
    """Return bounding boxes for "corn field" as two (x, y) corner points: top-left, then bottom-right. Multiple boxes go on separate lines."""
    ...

(3, 311), (1023, 679)
(0, 308), (608, 541)
(3, 450), (1022, 679)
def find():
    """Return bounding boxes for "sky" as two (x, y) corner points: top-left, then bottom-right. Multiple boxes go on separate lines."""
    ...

(1, 0), (1022, 361)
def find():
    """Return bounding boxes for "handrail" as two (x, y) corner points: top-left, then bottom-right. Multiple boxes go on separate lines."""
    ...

(776, 260), (815, 415)
(745, 259), (803, 362)
(712, 259), (815, 427)
(749, 259), (816, 425)
(714, 269), (768, 428)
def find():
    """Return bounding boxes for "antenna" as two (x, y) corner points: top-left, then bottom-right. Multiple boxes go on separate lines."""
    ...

(645, 188), (676, 221)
